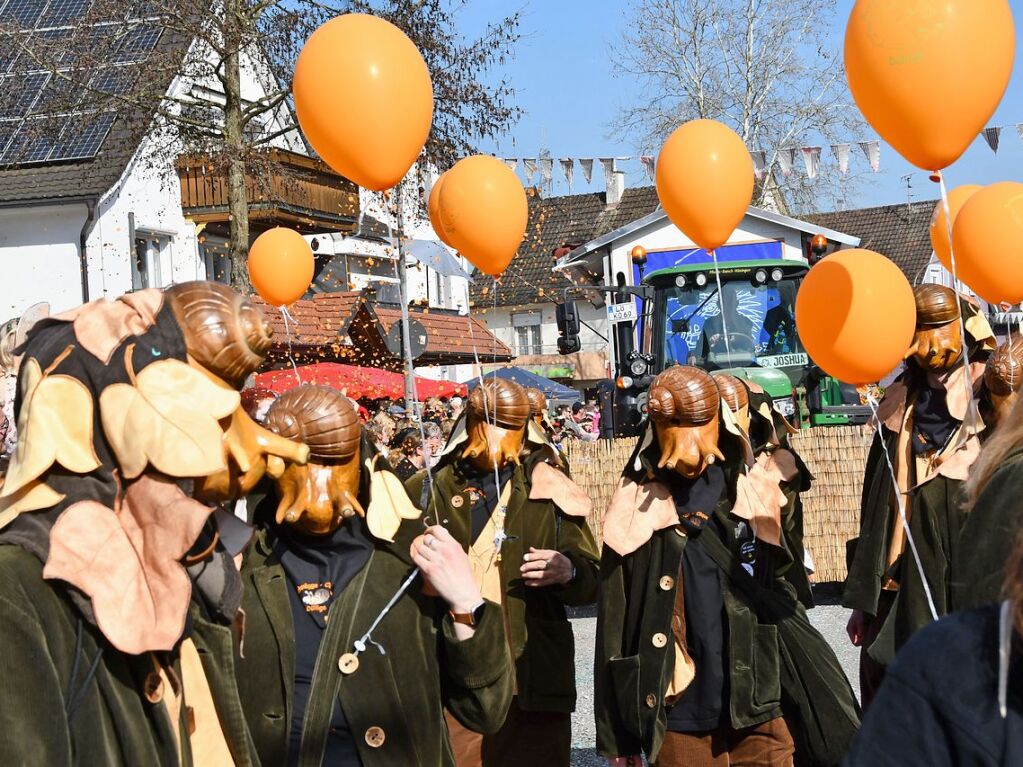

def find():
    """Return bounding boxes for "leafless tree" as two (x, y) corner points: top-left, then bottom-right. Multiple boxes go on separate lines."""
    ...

(613, 0), (866, 213)
(0, 0), (521, 290)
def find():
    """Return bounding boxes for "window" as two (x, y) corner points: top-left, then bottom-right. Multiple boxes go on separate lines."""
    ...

(132, 231), (170, 290)
(512, 312), (542, 356)
(429, 268), (448, 308)
(201, 234), (231, 284)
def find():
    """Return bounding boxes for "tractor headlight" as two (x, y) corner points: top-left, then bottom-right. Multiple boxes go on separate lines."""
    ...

(629, 357), (648, 376)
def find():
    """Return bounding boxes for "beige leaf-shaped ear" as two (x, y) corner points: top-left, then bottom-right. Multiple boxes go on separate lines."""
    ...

(529, 462), (592, 518)
(602, 477), (676, 556)
(100, 357), (239, 479)
(366, 468), (421, 542)
(731, 454), (788, 547)
(1, 358), (100, 498)
(0, 480), (66, 530)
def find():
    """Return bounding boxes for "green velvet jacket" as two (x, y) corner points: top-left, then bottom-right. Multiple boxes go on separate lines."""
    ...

(953, 446), (1023, 611)
(406, 447), (601, 714)
(0, 544), (258, 767)
(235, 519), (514, 767)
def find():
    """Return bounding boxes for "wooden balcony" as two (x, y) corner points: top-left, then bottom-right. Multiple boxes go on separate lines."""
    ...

(176, 149), (359, 232)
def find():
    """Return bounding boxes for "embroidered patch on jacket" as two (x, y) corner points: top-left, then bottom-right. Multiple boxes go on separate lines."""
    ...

(296, 581), (333, 614)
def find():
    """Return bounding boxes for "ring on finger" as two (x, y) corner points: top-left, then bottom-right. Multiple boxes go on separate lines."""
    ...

(425, 535), (437, 550)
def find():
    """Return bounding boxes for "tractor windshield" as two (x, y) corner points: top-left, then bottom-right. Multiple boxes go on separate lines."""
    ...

(658, 278), (805, 371)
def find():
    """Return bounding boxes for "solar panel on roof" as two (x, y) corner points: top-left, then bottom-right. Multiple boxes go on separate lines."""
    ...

(0, 0), (46, 28)
(52, 110), (114, 160)
(37, 0), (88, 28)
(89, 65), (136, 96)
(110, 25), (161, 63)
(2, 116), (61, 163)
(0, 72), (48, 119)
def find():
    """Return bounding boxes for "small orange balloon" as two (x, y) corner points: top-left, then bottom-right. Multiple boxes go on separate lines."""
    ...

(845, 0), (1015, 172)
(952, 182), (1023, 305)
(294, 14), (433, 191)
(795, 248), (916, 385)
(930, 184), (982, 274)
(656, 119), (754, 252)
(248, 227), (315, 307)
(438, 156), (528, 277)
(429, 173), (452, 246)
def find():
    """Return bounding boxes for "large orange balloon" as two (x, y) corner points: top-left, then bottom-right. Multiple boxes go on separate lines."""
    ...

(248, 227), (315, 307)
(293, 14), (433, 191)
(845, 0), (1015, 172)
(428, 173), (452, 246)
(655, 119), (754, 253)
(438, 156), (528, 277)
(795, 249), (916, 385)
(930, 184), (982, 274)
(952, 182), (1023, 304)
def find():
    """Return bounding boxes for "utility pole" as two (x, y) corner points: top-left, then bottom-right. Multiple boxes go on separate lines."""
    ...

(395, 196), (417, 411)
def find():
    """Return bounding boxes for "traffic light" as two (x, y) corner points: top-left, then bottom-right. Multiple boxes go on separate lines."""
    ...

(555, 301), (581, 354)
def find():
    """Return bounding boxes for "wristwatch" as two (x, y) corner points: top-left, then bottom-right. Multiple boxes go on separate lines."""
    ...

(449, 601), (486, 628)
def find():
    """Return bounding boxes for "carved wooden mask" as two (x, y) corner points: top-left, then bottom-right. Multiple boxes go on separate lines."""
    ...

(648, 366), (724, 479)
(714, 373), (751, 435)
(985, 337), (1023, 424)
(263, 385), (364, 536)
(525, 387), (548, 427)
(462, 378), (530, 471)
(907, 285), (963, 372)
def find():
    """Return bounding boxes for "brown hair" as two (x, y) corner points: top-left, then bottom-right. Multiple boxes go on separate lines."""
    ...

(965, 393), (1023, 507)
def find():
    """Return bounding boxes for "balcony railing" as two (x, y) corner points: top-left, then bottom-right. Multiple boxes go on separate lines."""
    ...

(176, 149), (359, 232)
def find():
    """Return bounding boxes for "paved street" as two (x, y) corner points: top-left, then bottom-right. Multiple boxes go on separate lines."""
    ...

(568, 589), (858, 766)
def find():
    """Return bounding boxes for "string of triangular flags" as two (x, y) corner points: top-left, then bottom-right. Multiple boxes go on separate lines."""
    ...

(501, 124), (1021, 190)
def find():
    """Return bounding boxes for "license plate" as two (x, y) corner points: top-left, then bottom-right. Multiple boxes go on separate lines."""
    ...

(758, 353), (808, 369)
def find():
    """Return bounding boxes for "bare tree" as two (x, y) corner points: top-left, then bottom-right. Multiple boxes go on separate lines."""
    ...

(613, 0), (866, 213)
(0, 0), (521, 290)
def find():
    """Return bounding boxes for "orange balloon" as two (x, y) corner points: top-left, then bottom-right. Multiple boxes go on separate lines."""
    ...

(795, 249), (916, 385)
(248, 227), (315, 307)
(845, 0), (1015, 172)
(929, 184), (982, 274)
(952, 182), (1023, 304)
(293, 14), (433, 191)
(438, 156), (528, 277)
(429, 173), (453, 246)
(655, 119), (754, 253)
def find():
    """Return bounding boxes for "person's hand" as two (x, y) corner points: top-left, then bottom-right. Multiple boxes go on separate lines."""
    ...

(520, 547), (574, 587)
(410, 525), (482, 614)
(847, 609), (865, 647)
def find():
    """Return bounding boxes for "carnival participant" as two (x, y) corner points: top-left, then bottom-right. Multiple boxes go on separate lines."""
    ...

(391, 426), (427, 482)
(236, 384), (513, 767)
(954, 337), (1023, 611)
(844, 285), (996, 706)
(0, 281), (308, 765)
(595, 365), (857, 767)
(407, 377), (600, 767)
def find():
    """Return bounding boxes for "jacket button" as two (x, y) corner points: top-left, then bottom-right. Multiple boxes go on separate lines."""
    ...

(644, 693), (657, 708)
(143, 671), (164, 703)
(651, 632), (668, 648)
(674, 526), (687, 538)
(338, 653), (360, 675)
(365, 726), (386, 748)
(659, 576), (674, 591)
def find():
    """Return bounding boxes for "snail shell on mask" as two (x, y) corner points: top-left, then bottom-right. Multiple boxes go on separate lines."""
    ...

(467, 378), (530, 430)
(648, 366), (724, 478)
(986, 337), (1023, 425)
(166, 281), (273, 388)
(525, 387), (548, 419)
(264, 385), (364, 535)
(713, 373), (752, 434)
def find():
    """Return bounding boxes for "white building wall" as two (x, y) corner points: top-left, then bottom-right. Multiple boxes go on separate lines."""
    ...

(0, 203), (89, 318)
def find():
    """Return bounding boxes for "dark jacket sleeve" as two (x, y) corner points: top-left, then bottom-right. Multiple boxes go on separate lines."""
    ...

(954, 451), (1023, 611)
(594, 545), (643, 759)
(554, 512), (601, 606)
(440, 600), (514, 735)
(844, 431), (893, 615)
(0, 591), (72, 766)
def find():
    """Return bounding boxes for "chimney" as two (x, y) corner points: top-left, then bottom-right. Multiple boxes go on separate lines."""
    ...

(600, 158), (626, 205)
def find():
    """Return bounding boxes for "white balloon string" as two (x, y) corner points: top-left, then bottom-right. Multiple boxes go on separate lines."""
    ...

(711, 249), (732, 364)
(279, 305), (301, 386)
(865, 392), (939, 621)
(351, 567), (421, 657)
(937, 171), (979, 433)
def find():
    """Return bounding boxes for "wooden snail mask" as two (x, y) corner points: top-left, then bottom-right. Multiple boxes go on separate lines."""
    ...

(649, 366), (724, 479)
(713, 373), (751, 435)
(985, 337), (1023, 424)
(264, 385), (363, 536)
(906, 285), (963, 373)
(526, 386), (548, 427)
(463, 379), (530, 472)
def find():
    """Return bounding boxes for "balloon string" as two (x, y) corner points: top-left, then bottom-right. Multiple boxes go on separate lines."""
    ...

(865, 392), (939, 621)
(711, 250), (732, 364)
(351, 567), (421, 657)
(279, 306), (301, 387)
(936, 171), (979, 434)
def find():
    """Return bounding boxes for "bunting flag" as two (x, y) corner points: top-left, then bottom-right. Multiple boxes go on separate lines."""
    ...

(831, 143), (851, 174)
(750, 150), (767, 180)
(579, 158), (594, 184)
(522, 158), (538, 186)
(599, 157), (616, 187)
(982, 126), (1002, 154)
(639, 156), (656, 182)
(801, 146), (822, 179)
(559, 158), (574, 189)
(502, 158), (518, 173)
(777, 149), (795, 178)
(859, 141), (880, 172)
(539, 157), (554, 192)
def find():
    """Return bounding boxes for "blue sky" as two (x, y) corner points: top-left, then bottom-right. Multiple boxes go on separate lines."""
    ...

(459, 0), (1023, 211)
